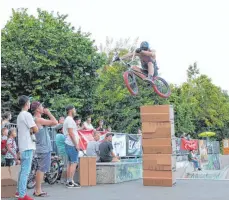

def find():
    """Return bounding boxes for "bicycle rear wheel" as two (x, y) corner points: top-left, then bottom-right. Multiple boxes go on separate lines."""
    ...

(123, 71), (138, 96)
(27, 159), (38, 189)
(45, 159), (60, 185)
(152, 76), (171, 98)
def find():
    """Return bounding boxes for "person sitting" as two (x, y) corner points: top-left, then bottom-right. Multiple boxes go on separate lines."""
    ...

(96, 120), (105, 132)
(82, 117), (94, 131)
(188, 150), (201, 171)
(99, 133), (119, 162)
(1, 127), (9, 165)
(73, 116), (83, 130)
(86, 131), (100, 161)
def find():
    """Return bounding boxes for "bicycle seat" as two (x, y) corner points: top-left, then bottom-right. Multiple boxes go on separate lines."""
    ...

(140, 68), (148, 76)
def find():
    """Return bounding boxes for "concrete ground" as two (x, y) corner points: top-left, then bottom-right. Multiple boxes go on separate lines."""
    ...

(3, 179), (229, 200)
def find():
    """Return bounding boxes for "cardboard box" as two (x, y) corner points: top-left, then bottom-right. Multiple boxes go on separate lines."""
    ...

(1, 165), (20, 198)
(142, 138), (172, 146)
(143, 177), (176, 187)
(140, 105), (174, 114)
(143, 170), (174, 178)
(143, 145), (176, 154)
(142, 122), (175, 138)
(143, 154), (176, 171)
(141, 113), (174, 122)
(223, 148), (229, 155)
(77, 157), (96, 186)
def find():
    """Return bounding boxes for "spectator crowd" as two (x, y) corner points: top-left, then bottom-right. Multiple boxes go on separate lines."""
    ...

(1, 95), (119, 200)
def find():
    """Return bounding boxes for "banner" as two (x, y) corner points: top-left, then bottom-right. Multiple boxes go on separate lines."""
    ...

(180, 138), (198, 151)
(199, 140), (208, 163)
(127, 134), (142, 156)
(176, 138), (188, 155)
(223, 139), (229, 155)
(78, 130), (106, 150)
(112, 134), (126, 157)
(206, 140), (220, 154)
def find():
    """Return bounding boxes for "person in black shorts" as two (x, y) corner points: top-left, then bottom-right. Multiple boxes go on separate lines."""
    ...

(99, 133), (119, 162)
(121, 41), (159, 83)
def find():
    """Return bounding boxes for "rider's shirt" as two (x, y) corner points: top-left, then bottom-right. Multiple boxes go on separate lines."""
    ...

(139, 49), (155, 66)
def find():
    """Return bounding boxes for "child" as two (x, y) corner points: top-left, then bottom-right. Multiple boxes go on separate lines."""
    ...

(55, 127), (68, 184)
(1, 128), (8, 154)
(5, 128), (19, 166)
(1, 127), (8, 140)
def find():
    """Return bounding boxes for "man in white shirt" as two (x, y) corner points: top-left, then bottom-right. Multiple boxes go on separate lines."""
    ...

(16, 95), (38, 200)
(63, 105), (81, 188)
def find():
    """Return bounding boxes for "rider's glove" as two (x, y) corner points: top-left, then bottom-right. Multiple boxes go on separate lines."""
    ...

(114, 57), (120, 62)
(135, 48), (141, 53)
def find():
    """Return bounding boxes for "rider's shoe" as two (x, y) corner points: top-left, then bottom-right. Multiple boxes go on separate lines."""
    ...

(144, 75), (154, 85)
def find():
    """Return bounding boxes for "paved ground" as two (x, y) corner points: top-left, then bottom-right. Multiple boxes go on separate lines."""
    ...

(4, 179), (229, 200)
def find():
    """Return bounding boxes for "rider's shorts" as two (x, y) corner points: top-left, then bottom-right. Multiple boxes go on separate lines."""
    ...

(141, 59), (158, 77)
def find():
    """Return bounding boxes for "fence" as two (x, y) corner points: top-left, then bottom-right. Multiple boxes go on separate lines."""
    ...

(4, 124), (220, 160)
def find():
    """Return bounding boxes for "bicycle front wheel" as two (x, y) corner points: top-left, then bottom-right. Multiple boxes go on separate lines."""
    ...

(152, 76), (171, 98)
(46, 159), (60, 185)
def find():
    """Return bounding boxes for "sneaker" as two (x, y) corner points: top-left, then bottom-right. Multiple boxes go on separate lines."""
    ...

(18, 194), (34, 200)
(66, 182), (81, 188)
(15, 192), (19, 198)
(72, 180), (81, 187)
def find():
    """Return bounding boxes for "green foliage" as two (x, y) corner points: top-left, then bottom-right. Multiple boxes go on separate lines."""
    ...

(1, 8), (106, 119)
(1, 9), (229, 140)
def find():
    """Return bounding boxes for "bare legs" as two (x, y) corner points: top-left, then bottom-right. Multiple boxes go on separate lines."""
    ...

(148, 62), (154, 77)
(67, 163), (77, 182)
(35, 170), (44, 195)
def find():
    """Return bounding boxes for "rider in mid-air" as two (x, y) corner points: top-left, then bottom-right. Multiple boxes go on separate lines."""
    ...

(120, 41), (158, 83)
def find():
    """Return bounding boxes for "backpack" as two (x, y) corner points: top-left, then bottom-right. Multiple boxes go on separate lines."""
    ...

(1, 140), (7, 155)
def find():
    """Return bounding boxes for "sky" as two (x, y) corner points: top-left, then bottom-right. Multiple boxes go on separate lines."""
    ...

(1, 0), (228, 91)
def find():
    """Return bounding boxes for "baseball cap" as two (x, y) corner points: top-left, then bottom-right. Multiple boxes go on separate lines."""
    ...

(65, 105), (75, 113)
(106, 133), (114, 137)
(31, 101), (43, 112)
(18, 95), (30, 108)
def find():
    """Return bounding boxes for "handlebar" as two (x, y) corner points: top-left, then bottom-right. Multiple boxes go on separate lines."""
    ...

(112, 50), (137, 67)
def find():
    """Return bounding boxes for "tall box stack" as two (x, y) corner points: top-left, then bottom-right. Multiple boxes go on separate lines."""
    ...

(141, 105), (176, 187)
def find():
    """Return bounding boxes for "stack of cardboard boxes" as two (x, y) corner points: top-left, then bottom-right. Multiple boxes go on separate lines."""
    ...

(141, 105), (176, 187)
(1, 165), (20, 198)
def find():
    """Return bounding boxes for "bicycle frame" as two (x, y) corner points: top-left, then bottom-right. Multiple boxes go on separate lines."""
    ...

(117, 52), (148, 80)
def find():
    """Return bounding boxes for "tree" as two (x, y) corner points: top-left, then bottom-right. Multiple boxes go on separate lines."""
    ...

(1, 8), (105, 119)
(177, 64), (229, 139)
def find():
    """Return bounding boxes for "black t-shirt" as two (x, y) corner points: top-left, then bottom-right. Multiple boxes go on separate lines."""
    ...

(99, 141), (113, 162)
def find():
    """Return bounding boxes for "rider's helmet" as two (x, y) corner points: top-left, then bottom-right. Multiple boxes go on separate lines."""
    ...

(140, 41), (149, 51)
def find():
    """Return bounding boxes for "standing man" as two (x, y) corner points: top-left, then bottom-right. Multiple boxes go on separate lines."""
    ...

(17, 95), (38, 200)
(63, 105), (81, 188)
(31, 101), (58, 197)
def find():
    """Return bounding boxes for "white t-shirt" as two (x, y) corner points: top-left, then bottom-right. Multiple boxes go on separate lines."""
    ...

(83, 122), (94, 130)
(17, 111), (36, 152)
(63, 116), (79, 146)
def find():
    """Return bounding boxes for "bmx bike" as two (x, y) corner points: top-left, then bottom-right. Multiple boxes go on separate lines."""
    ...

(27, 153), (61, 189)
(112, 52), (171, 98)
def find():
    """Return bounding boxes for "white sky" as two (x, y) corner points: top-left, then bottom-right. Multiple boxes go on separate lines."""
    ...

(1, 0), (229, 91)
